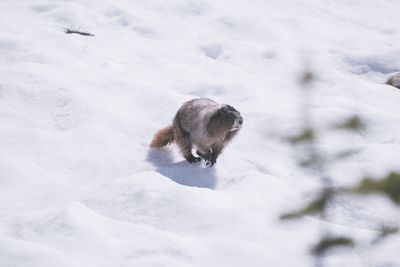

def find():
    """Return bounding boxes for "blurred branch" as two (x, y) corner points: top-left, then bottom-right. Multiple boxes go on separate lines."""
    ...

(311, 236), (354, 255)
(352, 172), (400, 205)
(281, 189), (334, 220)
(288, 128), (314, 144)
(333, 115), (365, 131)
(372, 225), (399, 245)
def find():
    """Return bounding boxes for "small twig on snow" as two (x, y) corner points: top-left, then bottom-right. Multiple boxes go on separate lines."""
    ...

(65, 29), (94, 36)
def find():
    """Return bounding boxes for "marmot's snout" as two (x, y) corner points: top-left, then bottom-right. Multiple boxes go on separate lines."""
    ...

(219, 104), (243, 131)
(232, 115), (243, 131)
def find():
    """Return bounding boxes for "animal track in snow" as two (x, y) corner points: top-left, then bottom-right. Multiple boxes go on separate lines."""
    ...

(53, 97), (80, 131)
(183, 2), (207, 16)
(202, 44), (223, 60)
(345, 53), (400, 75)
(189, 84), (226, 97)
(104, 6), (123, 18)
(0, 37), (20, 63)
(116, 13), (136, 27)
(261, 50), (277, 60)
(132, 26), (156, 38)
(31, 4), (56, 13)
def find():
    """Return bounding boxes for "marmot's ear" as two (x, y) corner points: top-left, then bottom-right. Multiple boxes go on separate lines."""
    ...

(218, 105), (229, 116)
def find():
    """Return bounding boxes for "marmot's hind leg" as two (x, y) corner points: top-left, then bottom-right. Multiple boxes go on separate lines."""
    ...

(174, 125), (200, 163)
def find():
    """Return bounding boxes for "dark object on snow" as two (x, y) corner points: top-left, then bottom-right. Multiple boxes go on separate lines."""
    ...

(150, 98), (243, 166)
(386, 73), (400, 89)
(65, 29), (94, 37)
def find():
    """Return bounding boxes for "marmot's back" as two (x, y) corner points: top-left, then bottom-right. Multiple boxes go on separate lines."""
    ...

(175, 98), (220, 135)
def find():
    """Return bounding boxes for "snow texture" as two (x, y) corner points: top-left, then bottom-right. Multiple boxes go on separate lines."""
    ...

(1, 0), (400, 266)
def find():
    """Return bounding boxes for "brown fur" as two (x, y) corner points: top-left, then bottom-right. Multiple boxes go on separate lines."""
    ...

(150, 98), (243, 166)
(149, 125), (175, 148)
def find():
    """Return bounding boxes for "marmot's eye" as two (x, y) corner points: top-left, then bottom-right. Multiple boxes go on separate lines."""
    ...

(228, 114), (236, 124)
(218, 108), (227, 116)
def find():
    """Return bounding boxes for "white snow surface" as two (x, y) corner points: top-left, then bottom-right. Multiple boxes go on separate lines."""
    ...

(1, 0), (400, 266)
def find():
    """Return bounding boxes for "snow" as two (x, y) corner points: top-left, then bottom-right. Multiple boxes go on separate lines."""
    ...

(1, 0), (400, 266)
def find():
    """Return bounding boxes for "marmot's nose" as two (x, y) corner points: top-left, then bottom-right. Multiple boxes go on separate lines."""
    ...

(238, 117), (243, 125)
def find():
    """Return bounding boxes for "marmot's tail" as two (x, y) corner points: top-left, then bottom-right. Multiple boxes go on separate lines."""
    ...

(149, 125), (175, 148)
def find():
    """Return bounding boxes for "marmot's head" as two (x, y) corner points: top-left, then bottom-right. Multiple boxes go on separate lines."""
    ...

(208, 104), (243, 134)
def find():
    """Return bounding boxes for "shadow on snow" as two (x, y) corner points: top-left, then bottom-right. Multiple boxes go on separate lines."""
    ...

(146, 148), (217, 189)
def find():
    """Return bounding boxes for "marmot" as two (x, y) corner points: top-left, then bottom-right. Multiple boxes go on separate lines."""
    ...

(150, 98), (243, 166)
(387, 73), (400, 89)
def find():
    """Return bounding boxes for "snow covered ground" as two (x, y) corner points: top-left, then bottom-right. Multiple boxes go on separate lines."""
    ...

(1, 0), (400, 266)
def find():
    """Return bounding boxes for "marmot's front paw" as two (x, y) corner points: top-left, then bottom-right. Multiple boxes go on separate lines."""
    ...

(197, 150), (211, 161)
(197, 149), (216, 167)
(205, 158), (216, 167)
(186, 154), (201, 163)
